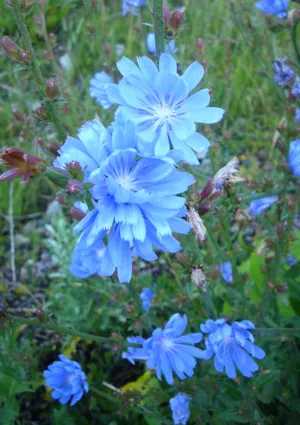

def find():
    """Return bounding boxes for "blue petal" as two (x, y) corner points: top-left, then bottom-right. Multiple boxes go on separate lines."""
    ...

(182, 61), (205, 92)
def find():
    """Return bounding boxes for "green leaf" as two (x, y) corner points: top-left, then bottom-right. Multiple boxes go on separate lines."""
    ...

(218, 409), (251, 423)
(0, 372), (34, 398)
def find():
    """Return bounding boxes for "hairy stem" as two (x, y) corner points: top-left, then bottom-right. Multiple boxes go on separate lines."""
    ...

(10, 0), (66, 142)
(153, 0), (165, 61)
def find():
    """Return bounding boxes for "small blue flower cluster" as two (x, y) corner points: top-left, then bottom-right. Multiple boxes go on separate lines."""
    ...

(55, 54), (225, 283)
(219, 261), (233, 283)
(140, 287), (155, 311)
(255, 0), (289, 19)
(122, 314), (265, 383)
(122, 0), (145, 16)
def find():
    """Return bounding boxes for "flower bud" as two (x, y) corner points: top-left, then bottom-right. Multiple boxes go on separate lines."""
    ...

(87, 23), (97, 35)
(105, 42), (111, 57)
(45, 142), (60, 155)
(34, 105), (48, 119)
(198, 203), (213, 216)
(163, 1), (171, 24)
(169, 10), (184, 31)
(196, 37), (205, 51)
(0, 147), (43, 184)
(12, 109), (24, 121)
(46, 77), (60, 100)
(70, 206), (86, 221)
(0, 36), (29, 62)
(66, 179), (83, 194)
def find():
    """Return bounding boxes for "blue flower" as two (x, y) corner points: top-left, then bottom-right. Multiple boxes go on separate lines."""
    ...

(72, 121), (194, 283)
(291, 76), (300, 99)
(284, 254), (297, 266)
(201, 318), (265, 379)
(90, 71), (114, 110)
(122, 0), (145, 16)
(272, 58), (294, 86)
(43, 355), (89, 406)
(107, 54), (224, 164)
(146, 33), (178, 56)
(170, 393), (191, 425)
(296, 108), (300, 122)
(70, 233), (106, 278)
(219, 262), (233, 283)
(255, 0), (289, 19)
(248, 196), (278, 216)
(54, 119), (107, 179)
(123, 313), (206, 384)
(140, 287), (155, 312)
(289, 139), (300, 177)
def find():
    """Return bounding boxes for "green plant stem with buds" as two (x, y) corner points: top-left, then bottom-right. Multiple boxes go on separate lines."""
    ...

(10, 0), (66, 142)
(153, 0), (165, 62)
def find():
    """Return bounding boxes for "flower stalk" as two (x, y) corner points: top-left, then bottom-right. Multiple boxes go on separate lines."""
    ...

(153, 0), (165, 61)
(10, 0), (66, 142)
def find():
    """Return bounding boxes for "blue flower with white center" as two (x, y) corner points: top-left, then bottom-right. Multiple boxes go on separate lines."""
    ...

(291, 76), (300, 99)
(201, 318), (265, 379)
(122, 313), (206, 385)
(255, 0), (289, 19)
(89, 71), (114, 110)
(146, 33), (178, 56)
(219, 262), (233, 283)
(54, 119), (107, 179)
(289, 139), (300, 177)
(140, 287), (155, 312)
(43, 354), (89, 406)
(170, 393), (191, 425)
(122, 0), (145, 16)
(272, 58), (294, 86)
(107, 54), (225, 164)
(72, 120), (194, 283)
(248, 196), (278, 216)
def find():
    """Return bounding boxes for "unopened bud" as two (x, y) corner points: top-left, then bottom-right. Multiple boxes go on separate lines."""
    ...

(196, 37), (205, 51)
(34, 105), (48, 119)
(20, 0), (34, 9)
(191, 266), (207, 292)
(163, 1), (171, 24)
(12, 109), (24, 121)
(276, 223), (284, 238)
(1, 36), (19, 56)
(66, 179), (83, 194)
(275, 284), (288, 293)
(45, 142), (60, 155)
(105, 42), (111, 57)
(287, 196), (295, 210)
(70, 206), (86, 221)
(35, 310), (45, 322)
(46, 77), (60, 100)
(56, 194), (67, 206)
(169, 10), (184, 31)
(198, 203), (213, 216)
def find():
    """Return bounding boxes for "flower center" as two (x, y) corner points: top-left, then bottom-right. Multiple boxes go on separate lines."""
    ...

(117, 173), (134, 191)
(161, 337), (174, 351)
(155, 106), (175, 121)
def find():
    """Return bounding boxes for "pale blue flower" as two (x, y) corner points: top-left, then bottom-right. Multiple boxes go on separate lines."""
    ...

(140, 287), (155, 311)
(255, 0), (289, 19)
(296, 108), (300, 122)
(107, 54), (225, 164)
(273, 58), (294, 86)
(122, 0), (145, 16)
(123, 313), (206, 385)
(70, 233), (106, 278)
(170, 393), (191, 425)
(43, 355), (89, 406)
(219, 262), (233, 283)
(53, 119), (107, 179)
(201, 318), (265, 379)
(146, 33), (178, 56)
(291, 76), (300, 99)
(89, 71), (114, 110)
(248, 196), (278, 216)
(284, 254), (297, 266)
(72, 121), (194, 283)
(289, 139), (300, 177)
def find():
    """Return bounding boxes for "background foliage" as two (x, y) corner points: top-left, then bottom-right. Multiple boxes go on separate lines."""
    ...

(0, 0), (300, 424)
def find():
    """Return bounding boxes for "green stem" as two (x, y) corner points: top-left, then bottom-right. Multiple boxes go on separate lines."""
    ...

(10, 0), (66, 142)
(153, 0), (165, 62)
(292, 19), (300, 64)
(6, 314), (117, 345)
